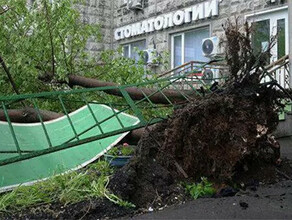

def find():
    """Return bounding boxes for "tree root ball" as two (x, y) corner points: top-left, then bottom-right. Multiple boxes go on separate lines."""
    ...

(109, 89), (281, 208)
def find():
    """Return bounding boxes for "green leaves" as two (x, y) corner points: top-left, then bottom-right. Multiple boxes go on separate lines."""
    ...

(185, 177), (216, 200)
(0, 0), (101, 95)
(0, 160), (134, 212)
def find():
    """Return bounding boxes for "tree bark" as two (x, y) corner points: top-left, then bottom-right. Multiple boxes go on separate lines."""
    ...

(68, 75), (197, 104)
(0, 108), (64, 123)
(0, 107), (150, 143)
(0, 55), (21, 95)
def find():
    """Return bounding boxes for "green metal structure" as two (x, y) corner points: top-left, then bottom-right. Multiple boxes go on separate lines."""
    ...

(0, 104), (139, 191)
(0, 55), (290, 191)
(0, 61), (228, 190)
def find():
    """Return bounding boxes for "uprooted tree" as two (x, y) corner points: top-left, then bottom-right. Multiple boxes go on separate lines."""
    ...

(0, 0), (290, 210)
(108, 20), (287, 208)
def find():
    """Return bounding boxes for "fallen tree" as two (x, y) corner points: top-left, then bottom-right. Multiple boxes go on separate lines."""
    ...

(108, 20), (289, 208)
(68, 75), (198, 104)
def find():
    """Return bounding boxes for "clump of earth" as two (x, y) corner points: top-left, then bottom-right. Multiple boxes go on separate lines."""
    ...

(109, 82), (289, 208)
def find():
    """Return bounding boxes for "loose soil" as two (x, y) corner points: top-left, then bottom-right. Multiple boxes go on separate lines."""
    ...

(109, 83), (286, 208)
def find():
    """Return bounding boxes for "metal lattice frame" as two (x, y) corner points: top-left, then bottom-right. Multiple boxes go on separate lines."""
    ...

(0, 61), (229, 166)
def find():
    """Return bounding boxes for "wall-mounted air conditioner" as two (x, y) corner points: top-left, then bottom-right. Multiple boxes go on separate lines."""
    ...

(202, 68), (219, 85)
(202, 36), (221, 58)
(143, 49), (159, 66)
(127, 0), (143, 10)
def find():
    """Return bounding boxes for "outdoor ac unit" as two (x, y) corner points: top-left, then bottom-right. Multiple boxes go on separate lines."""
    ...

(127, 0), (143, 10)
(202, 68), (219, 84)
(143, 49), (159, 66)
(202, 36), (221, 58)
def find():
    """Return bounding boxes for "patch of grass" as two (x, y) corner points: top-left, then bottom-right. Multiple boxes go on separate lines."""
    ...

(106, 145), (135, 156)
(185, 177), (216, 200)
(0, 160), (134, 212)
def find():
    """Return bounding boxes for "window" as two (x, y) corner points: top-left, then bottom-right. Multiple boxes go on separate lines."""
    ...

(252, 19), (270, 64)
(247, 9), (289, 88)
(248, 9), (288, 63)
(277, 19), (286, 59)
(123, 40), (146, 62)
(171, 27), (210, 68)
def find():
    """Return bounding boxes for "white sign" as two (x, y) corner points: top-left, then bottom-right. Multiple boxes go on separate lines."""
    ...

(115, 0), (219, 41)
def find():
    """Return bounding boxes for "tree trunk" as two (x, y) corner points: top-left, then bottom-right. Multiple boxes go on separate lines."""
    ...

(0, 108), (64, 123)
(122, 126), (155, 144)
(68, 75), (197, 104)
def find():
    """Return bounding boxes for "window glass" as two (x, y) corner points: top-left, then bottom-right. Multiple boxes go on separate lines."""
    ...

(277, 19), (286, 59)
(173, 35), (182, 68)
(172, 27), (210, 68)
(130, 40), (146, 61)
(123, 45), (130, 58)
(252, 19), (270, 64)
(184, 28), (209, 63)
(123, 40), (146, 62)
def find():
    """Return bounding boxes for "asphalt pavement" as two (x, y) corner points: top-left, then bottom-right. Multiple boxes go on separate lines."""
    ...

(128, 137), (292, 219)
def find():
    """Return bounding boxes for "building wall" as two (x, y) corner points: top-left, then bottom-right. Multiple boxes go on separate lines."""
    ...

(74, 0), (288, 67)
(76, 0), (114, 57)
(113, 0), (288, 59)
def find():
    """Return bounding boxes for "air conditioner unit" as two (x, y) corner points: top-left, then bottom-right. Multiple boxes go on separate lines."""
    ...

(127, 0), (143, 10)
(143, 49), (159, 66)
(202, 36), (221, 58)
(202, 68), (219, 85)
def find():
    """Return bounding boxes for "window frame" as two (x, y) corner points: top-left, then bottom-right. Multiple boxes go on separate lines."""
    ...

(246, 7), (289, 63)
(170, 26), (210, 69)
(122, 39), (146, 61)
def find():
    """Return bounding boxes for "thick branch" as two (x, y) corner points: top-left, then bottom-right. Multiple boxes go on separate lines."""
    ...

(0, 106), (150, 144)
(0, 6), (10, 15)
(68, 75), (197, 104)
(44, 1), (55, 78)
(122, 125), (155, 144)
(0, 108), (64, 123)
(0, 55), (20, 95)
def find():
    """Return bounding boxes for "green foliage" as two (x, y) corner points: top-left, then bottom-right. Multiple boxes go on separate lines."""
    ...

(0, 0), (172, 122)
(0, 0), (101, 95)
(96, 48), (153, 85)
(107, 145), (135, 157)
(0, 160), (134, 212)
(185, 177), (216, 200)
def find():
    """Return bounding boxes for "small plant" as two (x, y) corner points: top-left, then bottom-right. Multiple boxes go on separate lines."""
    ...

(185, 177), (216, 200)
(107, 143), (135, 157)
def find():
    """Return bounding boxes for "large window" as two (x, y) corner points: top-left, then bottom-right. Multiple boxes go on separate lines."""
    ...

(123, 40), (146, 62)
(249, 9), (288, 63)
(171, 27), (210, 68)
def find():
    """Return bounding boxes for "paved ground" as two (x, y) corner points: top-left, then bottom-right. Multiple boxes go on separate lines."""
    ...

(279, 136), (292, 159)
(128, 137), (292, 219)
(132, 181), (292, 219)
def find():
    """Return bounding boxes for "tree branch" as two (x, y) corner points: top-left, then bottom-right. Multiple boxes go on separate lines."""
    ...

(68, 75), (198, 104)
(43, 1), (55, 79)
(0, 6), (10, 15)
(0, 55), (21, 95)
(0, 107), (64, 123)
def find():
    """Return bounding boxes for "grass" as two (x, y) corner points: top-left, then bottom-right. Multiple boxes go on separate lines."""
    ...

(106, 144), (135, 156)
(0, 160), (135, 213)
(185, 177), (216, 200)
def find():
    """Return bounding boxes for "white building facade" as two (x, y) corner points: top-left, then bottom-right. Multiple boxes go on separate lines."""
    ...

(76, 0), (289, 72)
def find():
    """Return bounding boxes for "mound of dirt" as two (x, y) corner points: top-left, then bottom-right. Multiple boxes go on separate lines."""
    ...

(109, 84), (284, 208)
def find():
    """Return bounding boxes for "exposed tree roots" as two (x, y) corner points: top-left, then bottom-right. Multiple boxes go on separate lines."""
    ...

(109, 84), (283, 208)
